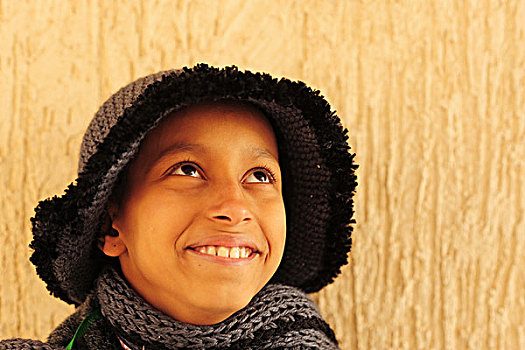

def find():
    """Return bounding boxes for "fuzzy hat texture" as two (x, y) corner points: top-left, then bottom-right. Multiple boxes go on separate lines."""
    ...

(29, 63), (358, 305)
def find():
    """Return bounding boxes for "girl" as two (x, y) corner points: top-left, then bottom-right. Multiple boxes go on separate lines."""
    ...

(1, 64), (358, 349)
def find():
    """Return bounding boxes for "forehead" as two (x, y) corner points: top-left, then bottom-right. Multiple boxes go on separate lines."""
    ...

(132, 100), (279, 170)
(161, 100), (273, 135)
(149, 100), (275, 144)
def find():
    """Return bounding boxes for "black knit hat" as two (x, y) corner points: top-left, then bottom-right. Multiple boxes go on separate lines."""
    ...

(29, 63), (358, 305)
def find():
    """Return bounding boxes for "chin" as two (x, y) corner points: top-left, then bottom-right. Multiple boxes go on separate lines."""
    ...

(199, 284), (255, 312)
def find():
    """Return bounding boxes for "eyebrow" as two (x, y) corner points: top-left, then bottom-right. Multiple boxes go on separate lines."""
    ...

(152, 142), (279, 167)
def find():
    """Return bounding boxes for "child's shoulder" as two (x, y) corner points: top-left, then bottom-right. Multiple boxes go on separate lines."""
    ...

(0, 304), (86, 349)
(0, 338), (56, 349)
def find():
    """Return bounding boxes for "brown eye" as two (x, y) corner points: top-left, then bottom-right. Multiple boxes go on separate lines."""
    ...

(169, 163), (202, 178)
(245, 168), (275, 184)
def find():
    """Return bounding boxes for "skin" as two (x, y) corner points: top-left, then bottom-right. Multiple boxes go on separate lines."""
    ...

(101, 100), (286, 325)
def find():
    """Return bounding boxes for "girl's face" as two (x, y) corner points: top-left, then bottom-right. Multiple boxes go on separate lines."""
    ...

(102, 101), (286, 325)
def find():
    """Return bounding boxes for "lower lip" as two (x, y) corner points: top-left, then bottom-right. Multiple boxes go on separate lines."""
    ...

(186, 249), (259, 266)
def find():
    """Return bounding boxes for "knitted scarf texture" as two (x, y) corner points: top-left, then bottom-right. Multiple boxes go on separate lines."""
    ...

(1, 268), (339, 349)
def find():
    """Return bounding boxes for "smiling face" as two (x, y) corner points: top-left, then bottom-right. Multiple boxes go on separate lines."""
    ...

(102, 100), (286, 325)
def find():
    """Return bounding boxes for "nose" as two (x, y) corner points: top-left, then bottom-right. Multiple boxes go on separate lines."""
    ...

(207, 185), (254, 226)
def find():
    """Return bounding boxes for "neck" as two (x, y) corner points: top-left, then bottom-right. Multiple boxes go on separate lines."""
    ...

(119, 264), (251, 325)
(93, 267), (339, 349)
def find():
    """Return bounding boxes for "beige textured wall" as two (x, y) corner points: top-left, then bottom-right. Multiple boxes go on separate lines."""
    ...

(1, 1), (524, 349)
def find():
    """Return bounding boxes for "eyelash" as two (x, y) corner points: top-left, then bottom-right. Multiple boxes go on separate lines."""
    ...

(166, 158), (277, 183)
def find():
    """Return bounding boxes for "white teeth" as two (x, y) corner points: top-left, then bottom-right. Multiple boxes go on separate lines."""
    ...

(239, 247), (250, 258)
(194, 245), (254, 259)
(217, 246), (229, 258)
(206, 246), (216, 256)
(229, 247), (240, 259)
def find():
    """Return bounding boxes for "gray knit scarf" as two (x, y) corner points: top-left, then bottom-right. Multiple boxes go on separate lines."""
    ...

(1, 268), (339, 349)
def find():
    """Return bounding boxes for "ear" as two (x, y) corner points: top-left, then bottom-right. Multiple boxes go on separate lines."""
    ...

(98, 202), (127, 257)
(100, 234), (127, 257)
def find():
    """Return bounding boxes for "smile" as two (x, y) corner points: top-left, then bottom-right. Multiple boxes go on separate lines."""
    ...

(189, 245), (256, 258)
(192, 245), (253, 259)
(186, 245), (260, 265)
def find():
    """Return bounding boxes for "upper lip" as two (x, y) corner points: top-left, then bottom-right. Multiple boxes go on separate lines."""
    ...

(186, 235), (261, 252)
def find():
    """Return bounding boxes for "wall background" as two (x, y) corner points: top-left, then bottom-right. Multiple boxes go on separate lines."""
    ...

(1, 0), (524, 349)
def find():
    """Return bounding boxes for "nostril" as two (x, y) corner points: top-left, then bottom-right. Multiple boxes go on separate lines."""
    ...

(211, 209), (253, 224)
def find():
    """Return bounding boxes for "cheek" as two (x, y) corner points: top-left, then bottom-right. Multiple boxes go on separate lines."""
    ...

(263, 199), (287, 254)
(120, 190), (193, 247)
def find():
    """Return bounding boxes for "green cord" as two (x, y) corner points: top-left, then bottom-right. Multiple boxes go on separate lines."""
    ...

(65, 309), (102, 349)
